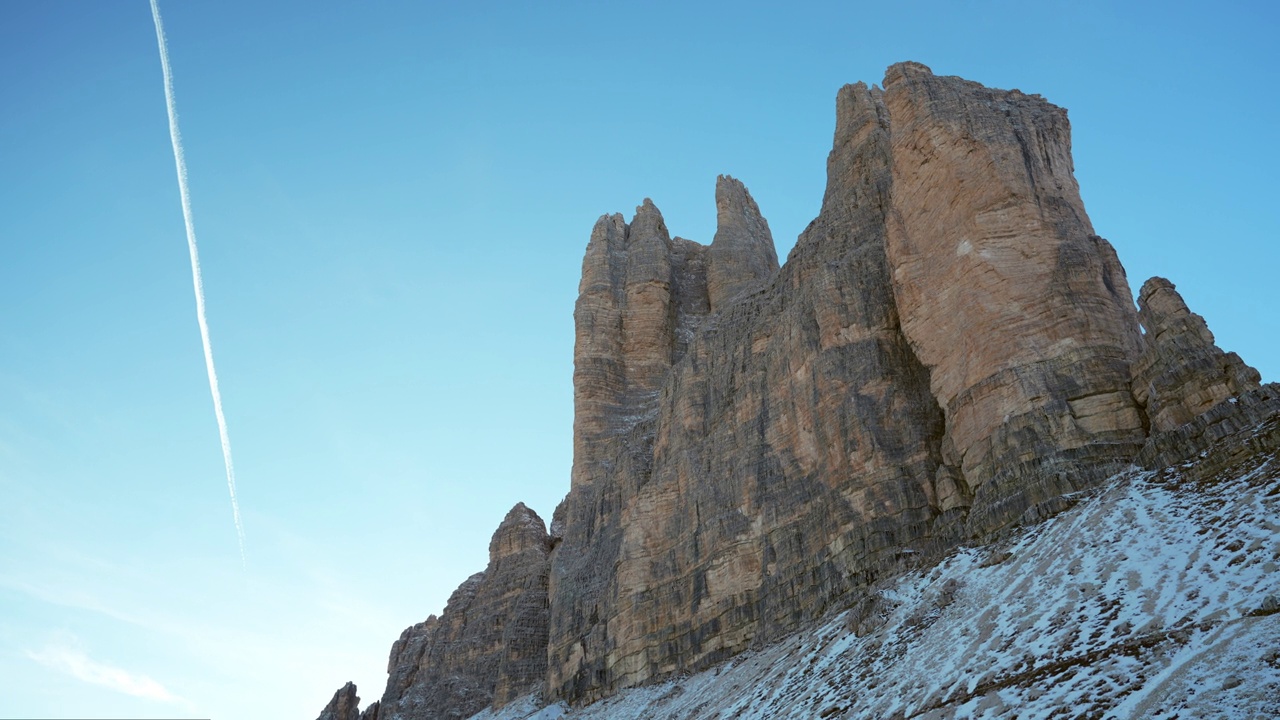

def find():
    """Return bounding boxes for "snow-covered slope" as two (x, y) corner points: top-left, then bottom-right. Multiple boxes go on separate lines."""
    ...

(473, 426), (1280, 720)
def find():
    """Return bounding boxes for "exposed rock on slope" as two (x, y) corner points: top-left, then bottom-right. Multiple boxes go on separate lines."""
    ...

(1132, 277), (1260, 432)
(316, 682), (361, 720)
(1132, 276), (1280, 471)
(548, 79), (956, 703)
(474, 414), (1280, 720)
(363, 503), (552, 720)
(315, 62), (1276, 719)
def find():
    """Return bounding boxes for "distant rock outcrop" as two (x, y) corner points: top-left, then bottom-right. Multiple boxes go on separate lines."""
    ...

(1132, 276), (1262, 432)
(1131, 276), (1280, 470)
(316, 682), (360, 720)
(314, 62), (1277, 720)
(363, 503), (552, 720)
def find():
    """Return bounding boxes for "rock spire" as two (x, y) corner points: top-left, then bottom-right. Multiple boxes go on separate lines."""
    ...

(315, 62), (1277, 719)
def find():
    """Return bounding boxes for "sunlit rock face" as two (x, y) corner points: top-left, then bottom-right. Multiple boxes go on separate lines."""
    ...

(545, 61), (1162, 702)
(881, 62), (1148, 538)
(549, 74), (957, 703)
(315, 62), (1279, 719)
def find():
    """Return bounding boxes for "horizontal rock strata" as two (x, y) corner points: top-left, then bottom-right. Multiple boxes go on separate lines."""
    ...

(882, 61), (1147, 537)
(1132, 276), (1262, 433)
(316, 62), (1276, 719)
(366, 503), (552, 720)
(1131, 277), (1279, 468)
(549, 100), (956, 702)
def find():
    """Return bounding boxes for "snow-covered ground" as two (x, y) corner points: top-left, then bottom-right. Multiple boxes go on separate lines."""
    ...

(473, 445), (1280, 719)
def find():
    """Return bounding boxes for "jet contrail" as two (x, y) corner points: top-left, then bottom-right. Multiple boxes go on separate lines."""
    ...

(150, 0), (246, 566)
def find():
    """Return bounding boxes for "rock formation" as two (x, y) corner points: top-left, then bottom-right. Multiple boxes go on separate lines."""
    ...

(882, 62), (1147, 536)
(1132, 276), (1262, 432)
(359, 503), (552, 720)
(315, 62), (1276, 719)
(1132, 276), (1280, 470)
(316, 682), (361, 720)
(548, 78), (957, 703)
(707, 175), (779, 311)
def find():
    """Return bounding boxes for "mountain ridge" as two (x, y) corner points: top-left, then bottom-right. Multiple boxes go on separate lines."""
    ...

(313, 61), (1277, 720)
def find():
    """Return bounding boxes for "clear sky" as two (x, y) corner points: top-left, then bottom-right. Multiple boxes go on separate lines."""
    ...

(1, 1), (1276, 718)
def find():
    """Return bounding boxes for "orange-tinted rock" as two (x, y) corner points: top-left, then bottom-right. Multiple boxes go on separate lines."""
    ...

(707, 175), (779, 312)
(881, 62), (1147, 536)
(548, 82), (956, 703)
(316, 62), (1280, 719)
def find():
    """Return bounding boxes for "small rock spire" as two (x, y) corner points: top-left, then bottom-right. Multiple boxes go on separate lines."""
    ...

(707, 175), (779, 311)
(1132, 276), (1262, 432)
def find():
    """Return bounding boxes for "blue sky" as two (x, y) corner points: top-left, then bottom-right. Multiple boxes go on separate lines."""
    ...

(1, 1), (1276, 718)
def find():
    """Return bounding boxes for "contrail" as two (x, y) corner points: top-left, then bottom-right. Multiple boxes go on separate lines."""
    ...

(150, 0), (246, 566)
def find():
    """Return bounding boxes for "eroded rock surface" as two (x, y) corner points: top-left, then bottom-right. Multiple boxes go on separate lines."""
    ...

(707, 175), (779, 311)
(1131, 277), (1280, 468)
(316, 62), (1277, 719)
(882, 62), (1147, 537)
(549, 78), (959, 703)
(316, 681), (361, 720)
(371, 503), (552, 719)
(1133, 277), (1262, 432)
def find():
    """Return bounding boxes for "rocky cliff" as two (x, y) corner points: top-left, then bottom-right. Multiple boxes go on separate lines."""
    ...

(351, 504), (552, 720)
(315, 62), (1276, 720)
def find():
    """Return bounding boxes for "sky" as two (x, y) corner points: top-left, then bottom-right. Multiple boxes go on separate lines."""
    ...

(0, 1), (1276, 718)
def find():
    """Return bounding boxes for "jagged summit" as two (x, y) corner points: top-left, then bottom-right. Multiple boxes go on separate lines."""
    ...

(314, 62), (1278, 720)
(315, 681), (362, 720)
(708, 174), (778, 311)
(885, 59), (933, 79)
(488, 502), (549, 562)
(1134, 276), (1263, 432)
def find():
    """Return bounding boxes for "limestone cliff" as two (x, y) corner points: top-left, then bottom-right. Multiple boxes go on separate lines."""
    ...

(707, 175), (779, 311)
(1133, 276), (1263, 433)
(548, 79), (955, 702)
(1132, 276), (1280, 471)
(882, 62), (1148, 536)
(314, 62), (1276, 719)
(360, 503), (552, 720)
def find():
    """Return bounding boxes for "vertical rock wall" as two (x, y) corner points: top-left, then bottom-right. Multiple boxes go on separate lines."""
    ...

(1131, 276), (1279, 469)
(707, 176), (779, 312)
(881, 62), (1147, 536)
(315, 62), (1278, 720)
(548, 83), (958, 703)
(549, 195), (716, 701)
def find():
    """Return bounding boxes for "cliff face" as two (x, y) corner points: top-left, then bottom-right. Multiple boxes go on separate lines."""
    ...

(316, 62), (1276, 719)
(548, 81), (957, 702)
(1133, 276), (1262, 433)
(365, 504), (552, 720)
(881, 62), (1148, 536)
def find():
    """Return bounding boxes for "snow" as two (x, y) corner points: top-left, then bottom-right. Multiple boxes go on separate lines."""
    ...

(472, 446), (1279, 719)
